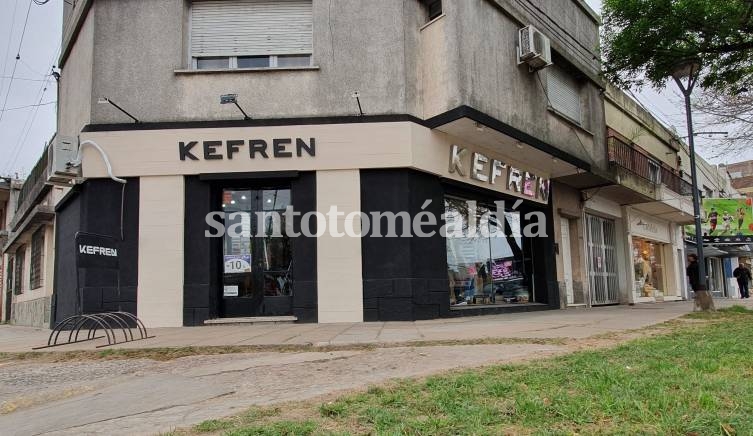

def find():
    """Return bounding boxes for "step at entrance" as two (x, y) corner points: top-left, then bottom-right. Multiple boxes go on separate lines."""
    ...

(204, 316), (298, 325)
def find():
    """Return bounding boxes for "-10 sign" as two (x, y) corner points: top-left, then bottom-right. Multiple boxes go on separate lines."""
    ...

(224, 255), (252, 273)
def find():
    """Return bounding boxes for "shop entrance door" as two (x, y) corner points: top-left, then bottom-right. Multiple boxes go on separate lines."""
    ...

(586, 214), (619, 305)
(560, 218), (575, 305)
(221, 188), (293, 317)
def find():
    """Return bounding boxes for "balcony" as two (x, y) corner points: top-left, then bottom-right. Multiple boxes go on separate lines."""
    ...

(3, 143), (54, 253)
(603, 135), (694, 223)
(608, 136), (693, 196)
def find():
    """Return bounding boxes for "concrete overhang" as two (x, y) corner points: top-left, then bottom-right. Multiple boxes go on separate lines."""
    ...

(632, 186), (695, 224)
(426, 106), (612, 189)
(2, 205), (54, 253)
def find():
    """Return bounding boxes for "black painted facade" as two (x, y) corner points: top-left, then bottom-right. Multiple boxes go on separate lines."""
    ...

(182, 172), (318, 326)
(52, 179), (140, 324)
(360, 168), (558, 321)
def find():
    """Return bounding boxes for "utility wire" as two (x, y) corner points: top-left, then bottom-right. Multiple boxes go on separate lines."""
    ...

(0, 0), (21, 93)
(5, 75), (52, 174)
(4, 43), (61, 174)
(0, 100), (56, 112)
(0, 75), (48, 82)
(0, 0), (34, 126)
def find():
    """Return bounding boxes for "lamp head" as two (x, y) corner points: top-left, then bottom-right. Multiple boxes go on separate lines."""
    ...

(97, 97), (110, 105)
(671, 58), (701, 81)
(220, 94), (238, 105)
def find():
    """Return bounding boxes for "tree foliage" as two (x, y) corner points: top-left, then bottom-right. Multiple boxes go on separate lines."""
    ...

(601, 0), (753, 93)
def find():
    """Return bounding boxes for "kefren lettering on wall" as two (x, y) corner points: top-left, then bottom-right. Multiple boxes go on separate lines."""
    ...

(448, 144), (550, 202)
(178, 138), (316, 161)
(78, 245), (118, 257)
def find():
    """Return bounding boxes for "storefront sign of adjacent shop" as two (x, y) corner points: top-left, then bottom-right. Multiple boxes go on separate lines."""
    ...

(178, 137), (316, 161)
(448, 144), (550, 202)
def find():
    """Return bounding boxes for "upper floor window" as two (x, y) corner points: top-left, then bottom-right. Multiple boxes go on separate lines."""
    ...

(6, 258), (13, 297)
(190, 0), (313, 70)
(30, 227), (45, 290)
(14, 246), (25, 295)
(547, 65), (582, 125)
(422, 0), (443, 21)
(648, 160), (661, 184)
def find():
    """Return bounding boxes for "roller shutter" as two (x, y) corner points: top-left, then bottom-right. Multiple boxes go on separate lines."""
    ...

(191, 0), (313, 57)
(547, 66), (582, 123)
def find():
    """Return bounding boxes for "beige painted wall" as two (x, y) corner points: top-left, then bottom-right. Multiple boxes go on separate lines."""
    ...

(420, 16), (453, 119)
(605, 99), (678, 169)
(137, 176), (184, 327)
(80, 122), (550, 204)
(316, 170), (363, 323)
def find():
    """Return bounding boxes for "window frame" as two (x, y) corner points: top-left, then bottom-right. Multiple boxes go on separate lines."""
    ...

(192, 54), (313, 71)
(30, 227), (45, 290)
(546, 64), (584, 126)
(6, 257), (14, 296)
(188, 0), (314, 71)
(14, 246), (25, 295)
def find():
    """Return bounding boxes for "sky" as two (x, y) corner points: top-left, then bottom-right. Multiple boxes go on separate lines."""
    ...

(0, 0), (749, 179)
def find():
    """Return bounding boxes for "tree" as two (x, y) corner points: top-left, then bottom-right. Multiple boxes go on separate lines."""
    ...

(599, 0), (753, 311)
(693, 90), (753, 157)
(601, 0), (753, 94)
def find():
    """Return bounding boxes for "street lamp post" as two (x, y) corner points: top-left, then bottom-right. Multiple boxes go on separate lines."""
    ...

(671, 58), (714, 310)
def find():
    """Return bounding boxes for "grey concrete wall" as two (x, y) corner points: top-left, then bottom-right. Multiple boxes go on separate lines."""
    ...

(11, 296), (52, 328)
(447, 0), (606, 170)
(60, 0), (606, 169)
(58, 10), (94, 139)
(88, 0), (425, 123)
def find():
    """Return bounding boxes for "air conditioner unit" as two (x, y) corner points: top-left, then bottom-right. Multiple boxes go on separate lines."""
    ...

(47, 136), (79, 185)
(517, 25), (552, 71)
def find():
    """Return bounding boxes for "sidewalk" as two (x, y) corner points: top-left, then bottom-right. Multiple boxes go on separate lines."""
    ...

(0, 300), (747, 436)
(1, 300), (735, 353)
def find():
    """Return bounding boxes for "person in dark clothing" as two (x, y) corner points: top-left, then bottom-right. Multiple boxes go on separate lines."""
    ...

(733, 263), (752, 299)
(686, 254), (700, 292)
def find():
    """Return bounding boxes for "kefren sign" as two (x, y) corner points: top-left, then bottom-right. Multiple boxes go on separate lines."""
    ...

(448, 145), (550, 202)
(75, 233), (120, 270)
(179, 137), (316, 161)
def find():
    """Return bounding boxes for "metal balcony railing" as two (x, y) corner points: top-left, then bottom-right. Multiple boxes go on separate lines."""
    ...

(13, 144), (50, 222)
(607, 136), (693, 196)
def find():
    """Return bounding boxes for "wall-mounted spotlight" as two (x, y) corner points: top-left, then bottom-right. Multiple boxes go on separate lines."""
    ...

(220, 94), (251, 120)
(97, 97), (140, 123)
(352, 91), (364, 116)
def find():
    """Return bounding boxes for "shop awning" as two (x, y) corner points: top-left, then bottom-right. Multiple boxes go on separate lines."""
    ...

(684, 242), (753, 258)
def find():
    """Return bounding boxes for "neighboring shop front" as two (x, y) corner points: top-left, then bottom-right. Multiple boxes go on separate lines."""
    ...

(51, 117), (576, 327)
(625, 208), (685, 302)
(582, 195), (629, 306)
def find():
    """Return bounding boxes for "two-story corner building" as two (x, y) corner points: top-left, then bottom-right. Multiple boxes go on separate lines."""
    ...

(0, 147), (66, 328)
(53, 0), (607, 327)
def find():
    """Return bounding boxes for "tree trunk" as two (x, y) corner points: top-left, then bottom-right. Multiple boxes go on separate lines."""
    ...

(695, 290), (716, 311)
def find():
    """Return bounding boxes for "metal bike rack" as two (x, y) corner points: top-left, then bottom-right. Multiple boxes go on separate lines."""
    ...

(34, 232), (154, 349)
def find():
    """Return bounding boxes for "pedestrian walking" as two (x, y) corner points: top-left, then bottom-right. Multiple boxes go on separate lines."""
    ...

(733, 262), (752, 299)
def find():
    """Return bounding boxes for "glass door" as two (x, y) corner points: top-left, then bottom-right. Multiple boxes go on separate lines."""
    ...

(221, 187), (293, 317)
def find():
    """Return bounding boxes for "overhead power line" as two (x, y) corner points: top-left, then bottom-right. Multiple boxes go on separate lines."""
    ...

(0, 0), (34, 126)
(0, 100), (56, 112)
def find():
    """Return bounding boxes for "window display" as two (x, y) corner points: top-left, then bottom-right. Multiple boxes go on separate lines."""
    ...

(632, 237), (665, 297)
(445, 197), (531, 307)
